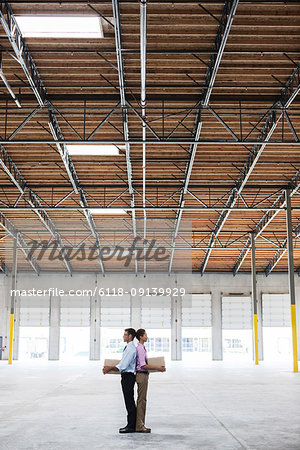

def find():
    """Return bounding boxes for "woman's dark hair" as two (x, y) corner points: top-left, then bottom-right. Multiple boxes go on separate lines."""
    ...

(136, 328), (146, 341)
(125, 328), (136, 339)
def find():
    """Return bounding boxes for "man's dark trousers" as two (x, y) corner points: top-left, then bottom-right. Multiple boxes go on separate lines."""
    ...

(121, 372), (136, 429)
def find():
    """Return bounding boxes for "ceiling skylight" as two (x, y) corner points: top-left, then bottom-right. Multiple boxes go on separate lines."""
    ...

(15, 16), (103, 38)
(67, 145), (124, 156)
(90, 209), (127, 215)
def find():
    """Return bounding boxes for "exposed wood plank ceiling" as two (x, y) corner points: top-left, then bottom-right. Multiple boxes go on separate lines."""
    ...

(0, 0), (300, 274)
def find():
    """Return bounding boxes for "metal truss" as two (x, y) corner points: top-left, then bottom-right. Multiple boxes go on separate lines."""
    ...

(200, 60), (300, 275)
(0, 206), (293, 212)
(168, 0), (239, 274)
(0, 183), (294, 210)
(0, 211), (40, 274)
(1, 139), (300, 145)
(0, 1), (106, 275)
(0, 1), (47, 106)
(0, 144), (73, 275)
(233, 165), (300, 276)
(112, 0), (138, 275)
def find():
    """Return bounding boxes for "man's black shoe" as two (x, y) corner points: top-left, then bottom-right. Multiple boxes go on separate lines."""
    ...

(136, 427), (151, 433)
(119, 426), (136, 434)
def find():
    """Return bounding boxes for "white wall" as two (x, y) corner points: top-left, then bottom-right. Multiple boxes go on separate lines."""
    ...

(0, 271), (299, 361)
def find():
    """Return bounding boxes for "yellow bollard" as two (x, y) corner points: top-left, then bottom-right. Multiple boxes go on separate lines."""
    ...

(253, 314), (259, 365)
(8, 313), (14, 365)
(291, 304), (298, 373)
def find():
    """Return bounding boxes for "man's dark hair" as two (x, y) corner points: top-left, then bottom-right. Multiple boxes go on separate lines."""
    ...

(125, 328), (136, 339)
(136, 328), (146, 341)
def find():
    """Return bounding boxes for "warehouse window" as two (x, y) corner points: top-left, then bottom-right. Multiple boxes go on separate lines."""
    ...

(16, 16), (103, 38)
(19, 327), (49, 360)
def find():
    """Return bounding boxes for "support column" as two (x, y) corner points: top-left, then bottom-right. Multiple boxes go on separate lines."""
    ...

(286, 189), (298, 372)
(251, 233), (259, 365)
(130, 295), (141, 330)
(171, 295), (182, 360)
(49, 294), (60, 360)
(212, 290), (222, 360)
(12, 295), (20, 360)
(90, 294), (101, 360)
(8, 237), (17, 365)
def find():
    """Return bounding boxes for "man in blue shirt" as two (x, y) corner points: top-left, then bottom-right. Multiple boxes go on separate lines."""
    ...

(103, 328), (137, 433)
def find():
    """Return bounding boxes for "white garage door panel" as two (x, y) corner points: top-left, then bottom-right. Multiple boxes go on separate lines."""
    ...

(20, 296), (50, 326)
(141, 296), (171, 329)
(222, 296), (252, 329)
(182, 294), (212, 327)
(101, 295), (130, 327)
(60, 296), (90, 326)
(262, 294), (291, 327)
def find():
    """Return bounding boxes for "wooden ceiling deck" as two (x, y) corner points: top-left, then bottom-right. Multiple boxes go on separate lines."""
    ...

(0, 0), (299, 274)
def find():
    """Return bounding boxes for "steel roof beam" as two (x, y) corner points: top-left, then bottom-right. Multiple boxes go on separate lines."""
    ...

(112, 0), (138, 275)
(168, 0), (239, 274)
(0, 2), (46, 106)
(200, 62), (300, 275)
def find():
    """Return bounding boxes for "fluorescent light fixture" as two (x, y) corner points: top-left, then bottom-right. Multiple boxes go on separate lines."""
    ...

(67, 145), (124, 156)
(90, 208), (127, 215)
(15, 15), (103, 38)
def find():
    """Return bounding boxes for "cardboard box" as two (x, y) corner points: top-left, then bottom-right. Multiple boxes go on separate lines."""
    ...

(103, 359), (121, 374)
(103, 356), (166, 374)
(148, 356), (165, 373)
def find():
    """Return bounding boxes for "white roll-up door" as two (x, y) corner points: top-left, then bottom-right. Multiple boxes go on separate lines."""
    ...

(20, 296), (50, 326)
(262, 294), (291, 327)
(101, 295), (130, 327)
(60, 295), (90, 326)
(222, 296), (252, 329)
(182, 294), (212, 327)
(141, 296), (171, 329)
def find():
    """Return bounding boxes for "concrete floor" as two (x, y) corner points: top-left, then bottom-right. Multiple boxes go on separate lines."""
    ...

(0, 359), (300, 450)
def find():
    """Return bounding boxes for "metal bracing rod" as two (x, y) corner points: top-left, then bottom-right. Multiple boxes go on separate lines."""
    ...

(112, 0), (138, 275)
(140, 0), (147, 276)
(200, 61), (300, 276)
(233, 164), (300, 275)
(0, 211), (40, 274)
(0, 144), (73, 275)
(0, 2), (46, 106)
(168, 0), (239, 274)
(8, 106), (41, 140)
(207, 106), (239, 140)
(284, 110), (299, 142)
(87, 102), (120, 140)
